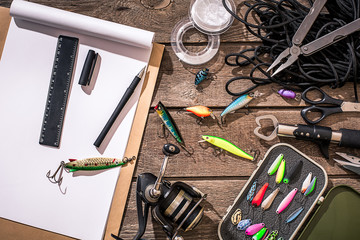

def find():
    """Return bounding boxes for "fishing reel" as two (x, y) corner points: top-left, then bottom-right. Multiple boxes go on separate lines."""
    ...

(112, 143), (206, 240)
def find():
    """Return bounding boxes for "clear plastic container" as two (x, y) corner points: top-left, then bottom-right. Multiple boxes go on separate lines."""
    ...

(171, 0), (235, 65)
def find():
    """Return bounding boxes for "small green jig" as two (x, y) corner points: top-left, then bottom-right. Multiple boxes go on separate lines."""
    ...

(199, 135), (255, 160)
(275, 159), (286, 184)
(268, 154), (284, 175)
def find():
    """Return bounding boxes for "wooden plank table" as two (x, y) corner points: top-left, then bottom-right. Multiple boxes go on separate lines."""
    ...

(1, 1), (360, 239)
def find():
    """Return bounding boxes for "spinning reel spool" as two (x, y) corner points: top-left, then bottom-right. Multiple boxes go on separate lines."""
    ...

(112, 143), (207, 240)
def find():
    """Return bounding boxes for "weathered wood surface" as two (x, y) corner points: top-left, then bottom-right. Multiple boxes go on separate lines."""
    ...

(1, 1), (359, 240)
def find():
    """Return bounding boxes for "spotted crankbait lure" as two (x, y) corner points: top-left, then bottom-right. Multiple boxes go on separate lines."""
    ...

(252, 227), (268, 240)
(301, 172), (313, 193)
(155, 101), (183, 144)
(65, 156), (134, 172)
(200, 135), (254, 160)
(265, 230), (278, 240)
(276, 188), (298, 214)
(252, 183), (269, 207)
(261, 187), (280, 211)
(285, 206), (304, 223)
(247, 179), (258, 202)
(237, 219), (252, 230)
(231, 209), (242, 225)
(195, 68), (209, 85)
(283, 160), (303, 184)
(268, 154), (284, 175)
(246, 223), (265, 235)
(220, 91), (262, 122)
(275, 159), (286, 184)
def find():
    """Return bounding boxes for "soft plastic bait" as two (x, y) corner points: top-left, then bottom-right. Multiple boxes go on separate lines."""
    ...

(268, 154), (284, 175)
(247, 179), (258, 202)
(195, 68), (209, 85)
(237, 219), (252, 230)
(261, 187), (280, 211)
(245, 223), (265, 235)
(252, 227), (267, 240)
(200, 135), (254, 160)
(301, 172), (313, 193)
(155, 101), (183, 144)
(186, 105), (215, 119)
(252, 183), (269, 207)
(220, 91), (262, 122)
(283, 160), (303, 184)
(65, 156), (134, 172)
(285, 206), (304, 223)
(276, 188), (298, 214)
(264, 230), (278, 240)
(275, 159), (286, 184)
(304, 176), (317, 196)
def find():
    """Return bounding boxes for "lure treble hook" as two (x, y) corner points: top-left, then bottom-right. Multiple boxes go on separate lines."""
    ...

(46, 161), (68, 184)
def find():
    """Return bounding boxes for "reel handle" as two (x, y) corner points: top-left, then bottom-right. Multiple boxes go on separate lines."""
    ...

(151, 144), (180, 199)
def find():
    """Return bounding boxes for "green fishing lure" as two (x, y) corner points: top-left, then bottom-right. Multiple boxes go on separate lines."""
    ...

(155, 101), (183, 143)
(200, 135), (254, 160)
(65, 156), (134, 172)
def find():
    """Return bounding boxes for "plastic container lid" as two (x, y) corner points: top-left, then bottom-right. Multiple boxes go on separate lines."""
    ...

(171, 0), (235, 65)
(190, 0), (235, 35)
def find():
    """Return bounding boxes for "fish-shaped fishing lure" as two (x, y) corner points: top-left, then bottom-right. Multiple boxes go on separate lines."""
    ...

(265, 230), (278, 240)
(285, 206), (304, 223)
(277, 89), (300, 100)
(185, 106), (215, 119)
(237, 219), (252, 230)
(201, 135), (254, 160)
(252, 183), (269, 207)
(301, 172), (313, 193)
(261, 187), (280, 211)
(283, 160), (303, 184)
(247, 179), (258, 202)
(155, 101), (183, 143)
(275, 159), (286, 184)
(221, 91), (262, 121)
(276, 188), (298, 214)
(252, 227), (267, 240)
(245, 223), (265, 235)
(65, 157), (133, 172)
(304, 176), (317, 196)
(195, 68), (209, 85)
(268, 154), (284, 175)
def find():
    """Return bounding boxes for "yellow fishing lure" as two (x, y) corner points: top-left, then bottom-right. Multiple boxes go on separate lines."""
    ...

(200, 135), (254, 160)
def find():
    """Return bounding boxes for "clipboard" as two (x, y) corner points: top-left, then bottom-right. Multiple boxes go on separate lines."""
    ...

(0, 6), (164, 240)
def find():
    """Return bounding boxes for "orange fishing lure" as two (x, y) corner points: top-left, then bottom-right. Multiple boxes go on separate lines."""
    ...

(185, 106), (215, 119)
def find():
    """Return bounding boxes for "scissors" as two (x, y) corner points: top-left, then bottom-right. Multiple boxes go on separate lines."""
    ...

(333, 152), (360, 176)
(300, 86), (360, 124)
(267, 0), (360, 76)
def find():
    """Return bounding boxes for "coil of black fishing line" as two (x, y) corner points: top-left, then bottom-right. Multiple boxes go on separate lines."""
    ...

(222, 0), (360, 101)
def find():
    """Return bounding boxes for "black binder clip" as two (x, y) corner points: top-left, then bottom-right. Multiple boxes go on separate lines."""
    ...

(78, 50), (99, 86)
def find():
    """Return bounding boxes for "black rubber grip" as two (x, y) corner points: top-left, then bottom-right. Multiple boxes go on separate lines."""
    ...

(293, 124), (332, 142)
(339, 128), (360, 149)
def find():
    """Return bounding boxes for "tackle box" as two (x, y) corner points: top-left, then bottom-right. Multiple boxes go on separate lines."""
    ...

(218, 143), (329, 240)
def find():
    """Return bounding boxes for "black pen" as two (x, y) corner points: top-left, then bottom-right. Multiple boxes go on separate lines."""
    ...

(94, 66), (146, 147)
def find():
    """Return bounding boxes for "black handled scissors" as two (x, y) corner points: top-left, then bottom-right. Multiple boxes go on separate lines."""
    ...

(301, 87), (360, 124)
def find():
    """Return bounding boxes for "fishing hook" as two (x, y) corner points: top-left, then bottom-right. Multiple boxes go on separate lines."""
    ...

(157, 123), (169, 140)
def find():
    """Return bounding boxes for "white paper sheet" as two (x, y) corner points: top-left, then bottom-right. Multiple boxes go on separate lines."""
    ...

(0, 1), (154, 240)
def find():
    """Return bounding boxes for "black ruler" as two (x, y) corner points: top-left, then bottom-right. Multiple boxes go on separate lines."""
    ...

(39, 35), (78, 147)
